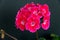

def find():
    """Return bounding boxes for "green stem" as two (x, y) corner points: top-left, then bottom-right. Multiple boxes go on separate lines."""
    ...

(36, 31), (39, 40)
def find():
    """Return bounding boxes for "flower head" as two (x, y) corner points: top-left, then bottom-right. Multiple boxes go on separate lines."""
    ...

(15, 2), (51, 33)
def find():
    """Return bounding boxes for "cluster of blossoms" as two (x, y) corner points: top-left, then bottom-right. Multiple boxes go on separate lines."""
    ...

(15, 2), (51, 33)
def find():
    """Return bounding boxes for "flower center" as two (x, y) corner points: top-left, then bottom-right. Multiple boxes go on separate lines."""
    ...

(28, 7), (31, 10)
(21, 21), (25, 25)
(43, 20), (47, 25)
(33, 11), (38, 15)
(31, 22), (35, 26)
(42, 9), (46, 13)
(43, 22), (46, 25)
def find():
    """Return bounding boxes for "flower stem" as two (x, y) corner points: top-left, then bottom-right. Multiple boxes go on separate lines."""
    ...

(0, 29), (18, 40)
(36, 31), (39, 40)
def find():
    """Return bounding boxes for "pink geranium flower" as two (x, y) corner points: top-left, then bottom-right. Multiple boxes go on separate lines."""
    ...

(25, 2), (42, 18)
(25, 14), (40, 33)
(41, 4), (50, 30)
(15, 11), (27, 31)
(41, 20), (50, 30)
(41, 4), (50, 16)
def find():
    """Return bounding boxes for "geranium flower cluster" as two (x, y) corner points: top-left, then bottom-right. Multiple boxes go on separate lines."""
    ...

(15, 2), (51, 33)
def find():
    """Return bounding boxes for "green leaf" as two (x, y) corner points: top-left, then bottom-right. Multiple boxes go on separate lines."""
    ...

(51, 33), (60, 40)
(39, 37), (46, 40)
(51, 34), (58, 37)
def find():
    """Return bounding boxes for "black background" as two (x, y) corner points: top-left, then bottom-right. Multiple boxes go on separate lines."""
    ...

(0, 0), (60, 40)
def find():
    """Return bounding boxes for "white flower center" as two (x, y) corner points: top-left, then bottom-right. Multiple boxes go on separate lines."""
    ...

(31, 22), (35, 26)
(43, 20), (47, 25)
(33, 11), (37, 15)
(21, 21), (24, 25)
(28, 7), (31, 10)
(42, 9), (46, 13)
(43, 22), (46, 25)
